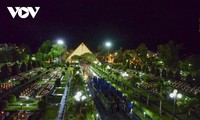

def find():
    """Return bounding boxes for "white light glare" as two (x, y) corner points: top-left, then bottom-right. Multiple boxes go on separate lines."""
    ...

(105, 42), (111, 47)
(177, 93), (182, 98)
(57, 40), (64, 45)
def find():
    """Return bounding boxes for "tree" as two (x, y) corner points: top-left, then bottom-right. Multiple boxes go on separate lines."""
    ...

(38, 100), (47, 109)
(151, 67), (155, 74)
(27, 61), (32, 70)
(136, 64), (142, 71)
(187, 55), (200, 71)
(48, 44), (66, 61)
(124, 49), (133, 67)
(130, 75), (140, 87)
(177, 97), (199, 118)
(161, 69), (167, 79)
(19, 43), (31, 55)
(0, 100), (9, 109)
(185, 74), (192, 83)
(0, 51), (10, 63)
(38, 40), (53, 54)
(20, 62), (27, 72)
(32, 60), (38, 68)
(158, 41), (181, 70)
(6, 94), (16, 103)
(114, 47), (124, 64)
(71, 55), (81, 61)
(77, 112), (85, 120)
(96, 44), (107, 62)
(135, 43), (148, 63)
(1, 64), (11, 80)
(167, 70), (174, 80)
(37, 40), (53, 61)
(156, 80), (166, 115)
(9, 49), (21, 62)
(175, 70), (181, 81)
(80, 53), (95, 64)
(155, 68), (160, 77)
(55, 78), (61, 87)
(35, 52), (43, 61)
(11, 63), (20, 76)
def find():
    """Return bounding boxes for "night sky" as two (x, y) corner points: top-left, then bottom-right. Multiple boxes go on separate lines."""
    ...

(0, 1), (200, 55)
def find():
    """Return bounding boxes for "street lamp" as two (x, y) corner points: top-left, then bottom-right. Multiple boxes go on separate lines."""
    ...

(20, 103), (23, 110)
(57, 39), (64, 64)
(105, 41), (112, 55)
(169, 89), (182, 119)
(74, 91), (87, 102)
(26, 97), (29, 100)
(57, 39), (64, 45)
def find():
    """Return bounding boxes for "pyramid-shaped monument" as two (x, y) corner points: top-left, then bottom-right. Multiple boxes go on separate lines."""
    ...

(66, 42), (92, 61)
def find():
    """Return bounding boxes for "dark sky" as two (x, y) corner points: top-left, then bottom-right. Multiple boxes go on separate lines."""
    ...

(0, 0), (200, 55)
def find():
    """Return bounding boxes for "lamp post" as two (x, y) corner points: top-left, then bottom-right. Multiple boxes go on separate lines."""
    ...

(57, 39), (64, 64)
(169, 89), (182, 120)
(105, 41), (111, 55)
(26, 97), (29, 103)
(105, 41), (111, 63)
(20, 103), (23, 110)
(74, 91), (87, 113)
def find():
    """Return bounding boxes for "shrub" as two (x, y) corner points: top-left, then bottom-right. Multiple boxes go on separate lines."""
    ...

(6, 94), (16, 103)
(38, 100), (47, 109)
(0, 100), (9, 109)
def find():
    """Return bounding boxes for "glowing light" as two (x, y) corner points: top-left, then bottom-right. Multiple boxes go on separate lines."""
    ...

(93, 61), (98, 64)
(57, 39), (64, 45)
(173, 89), (178, 94)
(81, 96), (86, 101)
(169, 93), (175, 98)
(105, 41), (111, 47)
(177, 93), (182, 98)
(106, 65), (110, 69)
(76, 91), (82, 96)
(122, 72), (128, 77)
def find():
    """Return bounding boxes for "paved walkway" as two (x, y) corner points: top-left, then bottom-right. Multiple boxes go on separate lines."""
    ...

(57, 72), (72, 120)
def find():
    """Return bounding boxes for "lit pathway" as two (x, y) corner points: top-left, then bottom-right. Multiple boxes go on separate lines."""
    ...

(57, 72), (72, 120)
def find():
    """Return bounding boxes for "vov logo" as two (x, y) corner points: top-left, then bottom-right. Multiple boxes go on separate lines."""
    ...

(7, 7), (40, 18)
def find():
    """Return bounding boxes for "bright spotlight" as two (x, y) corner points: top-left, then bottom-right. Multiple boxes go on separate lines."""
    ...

(105, 41), (111, 48)
(57, 39), (64, 45)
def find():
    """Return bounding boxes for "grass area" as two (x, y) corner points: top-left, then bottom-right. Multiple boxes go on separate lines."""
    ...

(54, 88), (65, 94)
(5, 105), (38, 111)
(11, 98), (39, 104)
(40, 106), (59, 120)
(37, 81), (47, 84)
(6, 98), (40, 111)
(50, 96), (62, 103)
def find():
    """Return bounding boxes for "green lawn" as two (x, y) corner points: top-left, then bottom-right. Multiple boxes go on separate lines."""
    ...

(40, 106), (59, 120)
(50, 96), (62, 103)
(54, 88), (65, 94)
(5, 105), (38, 111)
